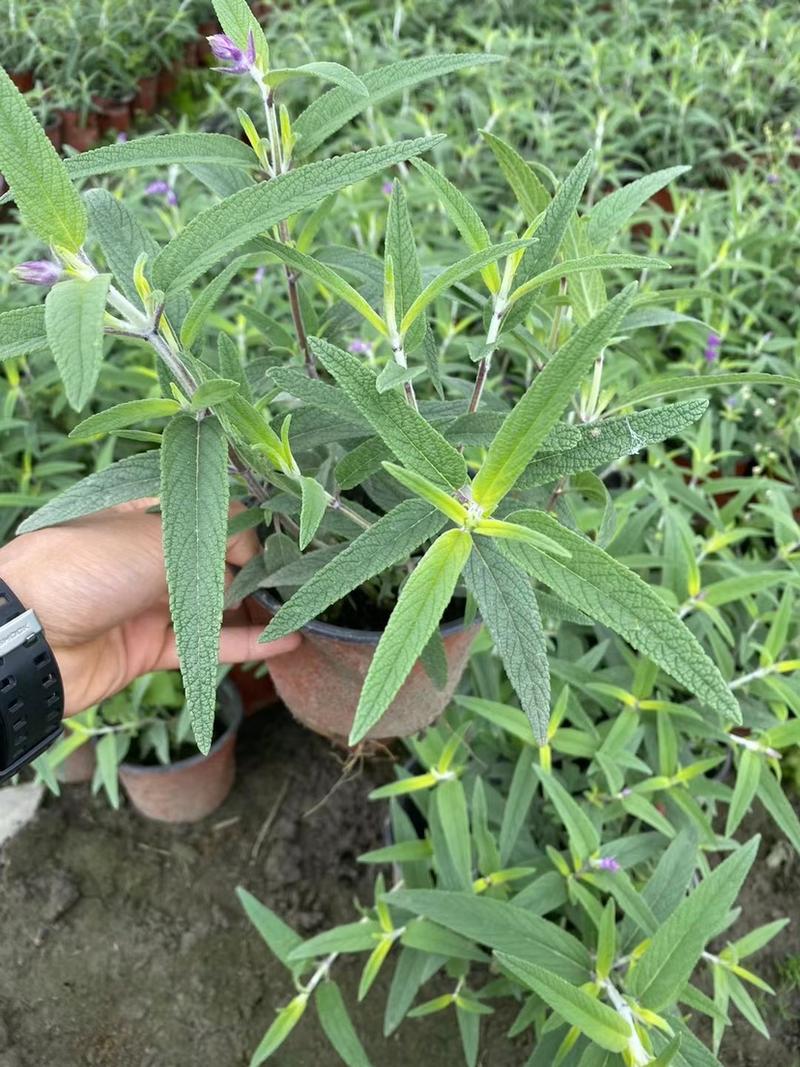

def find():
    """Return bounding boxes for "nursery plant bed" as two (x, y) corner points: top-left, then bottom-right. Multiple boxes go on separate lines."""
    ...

(0, 708), (528, 1067)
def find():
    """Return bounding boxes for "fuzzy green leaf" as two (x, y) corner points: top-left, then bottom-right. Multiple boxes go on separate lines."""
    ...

(504, 510), (741, 723)
(725, 749), (762, 837)
(480, 131), (550, 219)
(587, 166), (691, 248)
(383, 462), (467, 524)
(265, 62), (368, 98)
(464, 537), (550, 742)
(70, 399), (181, 439)
(261, 499), (445, 641)
(44, 275), (112, 411)
(65, 133), (255, 180)
(386, 181), (425, 350)
(312, 337), (467, 490)
(350, 528), (472, 743)
(236, 887), (303, 968)
(608, 372), (800, 413)
(160, 415), (229, 753)
(315, 981), (374, 1067)
(515, 150), (593, 282)
(0, 66), (86, 250)
(0, 305), (49, 361)
(472, 285), (636, 511)
(533, 763), (600, 860)
(298, 476), (328, 550)
(152, 137), (444, 293)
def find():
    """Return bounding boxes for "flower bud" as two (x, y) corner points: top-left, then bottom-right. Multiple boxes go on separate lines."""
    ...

(12, 259), (63, 286)
(207, 30), (256, 76)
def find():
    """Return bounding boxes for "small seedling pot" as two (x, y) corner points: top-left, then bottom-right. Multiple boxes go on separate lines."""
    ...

(118, 680), (243, 823)
(60, 110), (100, 152)
(94, 95), (133, 135)
(254, 591), (479, 743)
(134, 74), (159, 114)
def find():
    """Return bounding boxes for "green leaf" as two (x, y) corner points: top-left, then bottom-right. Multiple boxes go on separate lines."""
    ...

(289, 921), (382, 960)
(261, 499), (445, 641)
(630, 837), (760, 1010)
(152, 137), (444, 293)
(16, 450), (161, 534)
(70, 399), (181, 439)
(95, 733), (121, 810)
(471, 285), (636, 511)
(311, 336), (467, 490)
(250, 993), (308, 1066)
(190, 379), (241, 410)
(0, 305), (49, 361)
(382, 462), (467, 524)
(350, 528), (472, 743)
(0, 66), (86, 250)
(386, 181), (425, 349)
(84, 188), (159, 311)
(266, 62), (368, 98)
(725, 749), (762, 837)
(608, 372), (800, 413)
(409, 157), (499, 292)
(587, 166), (691, 248)
(400, 919), (487, 962)
(516, 150), (593, 281)
(212, 0), (269, 72)
(236, 887), (303, 967)
(160, 415), (229, 753)
(519, 400), (708, 487)
(507, 253), (669, 309)
(315, 981), (374, 1067)
(533, 763), (599, 860)
(464, 537), (550, 743)
(294, 54), (502, 156)
(435, 779), (472, 889)
(298, 476), (328, 550)
(399, 238), (535, 338)
(65, 132), (255, 180)
(180, 254), (269, 349)
(388, 890), (590, 982)
(494, 954), (630, 1052)
(757, 769), (800, 854)
(480, 131), (550, 219)
(596, 900), (616, 981)
(472, 517), (571, 559)
(268, 366), (368, 429)
(44, 275), (112, 411)
(504, 510), (741, 724)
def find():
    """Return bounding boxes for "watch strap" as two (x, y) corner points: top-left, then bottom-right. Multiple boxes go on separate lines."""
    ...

(0, 577), (64, 783)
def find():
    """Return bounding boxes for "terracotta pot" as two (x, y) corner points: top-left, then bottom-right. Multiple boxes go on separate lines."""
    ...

(60, 110), (100, 151)
(230, 664), (279, 717)
(56, 742), (96, 784)
(44, 117), (62, 151)
(251, 1), (273, 17)
(9, 70), (33, 93)
(254, 591), (479, 743)
(157, 63), (181, 100)
(118, 681), (243, 823)
(95, 98), (132, 135)
(134, 74), (159, 114)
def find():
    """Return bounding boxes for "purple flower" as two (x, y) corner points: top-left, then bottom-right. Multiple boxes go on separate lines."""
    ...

(254, 266), (266, 286)
(12, 260), (63, 286)
(207, 30), (256, 76)
(704, 332), (722, 363)
(348, 338), (372, 355)
(382, 181), (393, 196)
(594, 857), (621, 873)
(766, 172), (780, 185)
(116, 131), (128, 143)
(145, 180), (178, 207)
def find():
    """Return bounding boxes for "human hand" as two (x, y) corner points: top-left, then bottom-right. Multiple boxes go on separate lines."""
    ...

(0, 500), (299, 716)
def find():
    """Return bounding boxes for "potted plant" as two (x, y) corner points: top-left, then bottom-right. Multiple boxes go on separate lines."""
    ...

(0, 0), (771, 764)
(57, 73), (100, 151)
(0, 0), (37, 92)
(37, 671), (244, 822)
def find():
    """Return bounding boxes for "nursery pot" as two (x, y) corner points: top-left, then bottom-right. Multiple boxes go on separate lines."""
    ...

(9, 70), (33, 93)
(60, 110), (100, 151)
(254, 591), (479, 743)
(44, 117), (62, 151)
(94, 95), (132, 135)
(118, 680), (243, 823)
(134, 74), (159, 114)
(56, 742), (96, 785)
(157, 64), (180, 100)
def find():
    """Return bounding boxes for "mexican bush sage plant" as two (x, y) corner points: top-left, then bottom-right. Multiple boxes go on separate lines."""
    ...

(0, 0), (787, 755)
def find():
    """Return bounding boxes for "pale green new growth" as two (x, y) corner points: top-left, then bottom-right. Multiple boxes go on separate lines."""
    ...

(44, 275), (112, 411)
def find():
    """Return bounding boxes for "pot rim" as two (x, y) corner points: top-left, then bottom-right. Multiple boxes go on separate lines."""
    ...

(254, 588), (476, 646)
(119, 678), (243, 777)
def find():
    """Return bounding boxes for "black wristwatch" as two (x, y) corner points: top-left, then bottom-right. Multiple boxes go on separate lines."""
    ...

(0, 577), (64, 784)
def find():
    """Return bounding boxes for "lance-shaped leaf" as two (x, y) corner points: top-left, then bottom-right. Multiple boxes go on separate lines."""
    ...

(250, 994), (309, 1066)
(236, 887), (304, 967)
(298, 476), (327, 550)
(70, 398), (181, 439)
(160, 414), (230, 753)
(471, 285), (636, 512)
(44, 274), (112, 411)
(253, 236), (386, 336)
(294, 54), (503, 157)
(383, 462), (468, 525)
(507, 253), (669, 310)
(179, 253), (274, 349)
(495, 955), (630, 1053)
(410, 157), (499, 292)
(350, 529), (472, 743)
(261, 499), (446, 641)
(503, 510), (741, 723)
(630, 838), (759, 1010)
(315, 981), (374, 1067)
(399, 238), (535, 339)
(515, 150), (593, 282)
(212, 0), (269, 72)
(152, 136), (444, 293)
(587, 166), (691, 249)
(265, 62), (368, 98)
(0, 305), (48, 361)
(480, 130), (550, 219)
(17, 450), (161, 534)
(607, 371), (800, 412)
(472, 517), (571, 559)
(65, 133), (255, 180)
(85, 188), (158, 309)
(0, 67), (86, 250)
(268, 366), (369, 429)
(725, 749), (762, 837)
(519, 399), (709, 487)
(311, 336), (467, 490)
(532, 763), (600, 859)
(386, 181), (425, 350)
(464, 538), (550, 742)
(388, 889), (591, 982)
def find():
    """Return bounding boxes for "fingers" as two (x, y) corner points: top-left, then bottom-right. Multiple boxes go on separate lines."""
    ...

(225, 515), (263, 569)
(218, 627), (301, 664)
